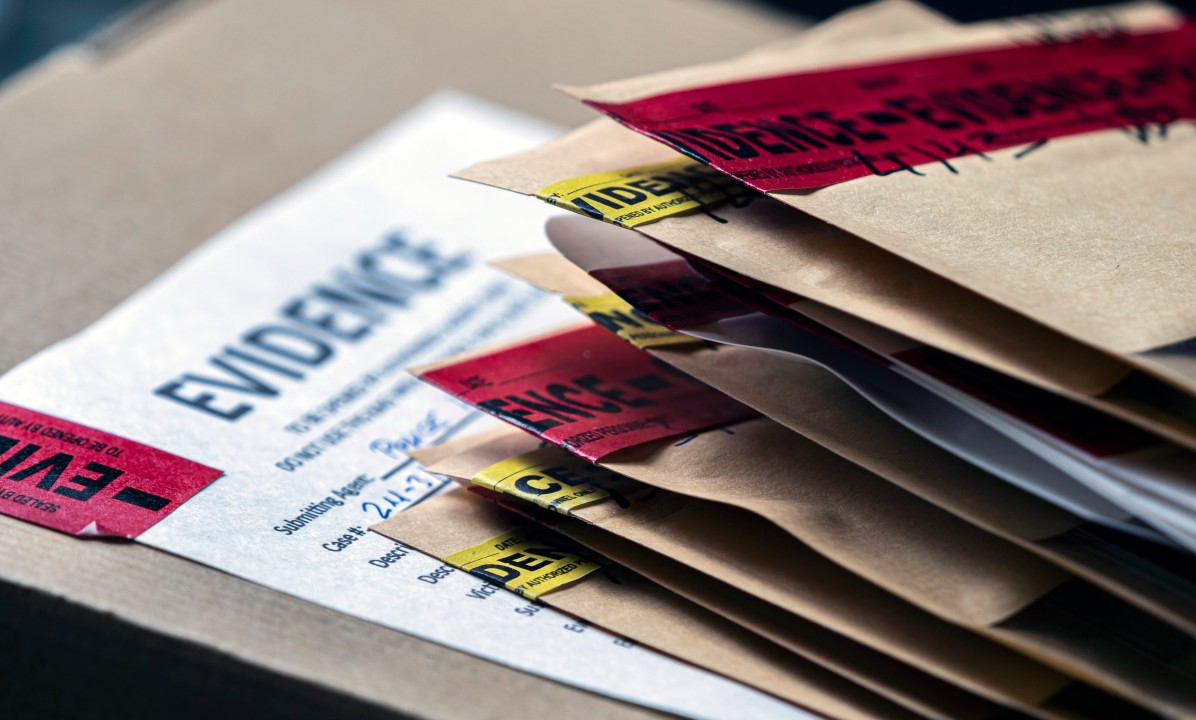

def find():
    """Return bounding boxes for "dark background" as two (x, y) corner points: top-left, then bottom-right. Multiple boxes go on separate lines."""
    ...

(1, 0), (1192, 83)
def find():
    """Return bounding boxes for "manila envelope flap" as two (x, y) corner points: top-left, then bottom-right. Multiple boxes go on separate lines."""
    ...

(416, 426), (1076, 709)
(495, 250), (1081, 542)
(499, 249), (1196, 638)
(557, 3), (1196, 393)
(373, 489), (923, 720)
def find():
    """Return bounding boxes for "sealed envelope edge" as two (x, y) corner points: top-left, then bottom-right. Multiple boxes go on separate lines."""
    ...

(554, 517), (1013, 720)
(373, 490), (927, 720)
(460, 460), (1022, 720)
(502, 249), (1084, 540)
(493, 123), (1196, 450)
(560, 2), (1196, 368)
(456, 116), (1136, 400)
(414, 423), (1082, 711)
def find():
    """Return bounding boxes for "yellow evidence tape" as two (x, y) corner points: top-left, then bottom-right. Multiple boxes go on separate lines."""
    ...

(444, 527), (607, 599)
(535, 158), (748, 228)
(472, 446), (621, 515)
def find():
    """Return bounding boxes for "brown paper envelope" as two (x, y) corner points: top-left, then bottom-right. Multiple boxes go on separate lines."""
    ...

(372, 489), (929, 720)
(540, 215), (1196, 551)
(416, 375), (1196, 710)
(416, 321), (1075, 630)
(414, 427), (1083, 716)
(457, 6), (1196, 450)
(496, 250), (1196, 637)
(494, 253), (612, 297)
(417, 337), (1071, 628)
(495, 251), (1078, 540)
(454, 0), (1196, 698)
(555, 3), (1196, 403)
(602, 420), (1196, 713)
(460, 117), (1196, 453)
(546, 509), (1013, 720)
(441, 478), (1081, 720)
(461, 117), (1196, 454)
(457, 0), (961, 198)
(658, 340), (1196, 635)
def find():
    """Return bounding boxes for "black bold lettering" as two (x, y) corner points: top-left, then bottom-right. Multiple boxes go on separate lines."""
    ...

(508, 391), (596, 423)
(54, 462), (123, 501)
(586, 309), (646, 334)
(711, 123), (794, 154)
(625, 178), (682, 197)
(512, 473), (562, 496)
(477, 399), (562, 432)
(8, 452), (72, 490)
(804, 110), (888, 142)
(777, 114), (853, 145)
(676, 128), (760, 159)
(500, 552), (551, 572)
(0, 443), (40, 476)
(598, 187), (649, 205)
(651, 129), (728, 161)
(471, 564), (521, 583)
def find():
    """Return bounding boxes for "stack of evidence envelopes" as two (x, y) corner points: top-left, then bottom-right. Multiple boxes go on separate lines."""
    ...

(373, 2), (1196, 719)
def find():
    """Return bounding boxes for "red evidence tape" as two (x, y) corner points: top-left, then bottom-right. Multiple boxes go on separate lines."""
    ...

(586, 24), (1196, 190)
(418, 324), (758, 461)
(0, 401), (221, 537)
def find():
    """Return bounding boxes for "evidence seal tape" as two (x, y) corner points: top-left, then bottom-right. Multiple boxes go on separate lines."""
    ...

(418, 324), (757, 461)
(472, 446), (643, 515)
(585, 24), (1196, 190)
(535, 158), (751, 227)
(0, 401), (221, 537)
(444, 528), (607, 599)
(564, 293), (699, 349)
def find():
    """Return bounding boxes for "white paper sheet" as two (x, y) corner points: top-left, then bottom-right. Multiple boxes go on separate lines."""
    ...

(0, 92), (814, 720)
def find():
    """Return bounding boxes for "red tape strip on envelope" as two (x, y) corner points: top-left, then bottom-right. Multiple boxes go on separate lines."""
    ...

(0, 402), (221, 537)
(586, 24), (1196, 190)
(418, 324), (757, 461)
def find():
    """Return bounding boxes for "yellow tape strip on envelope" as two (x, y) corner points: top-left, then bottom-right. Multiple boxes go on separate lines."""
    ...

(535, 158), (747, 228)
(565, 293), (700, 349)
(445, 528), (607, 599)
(473, 447), (622, 515)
